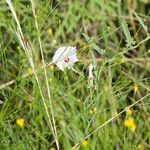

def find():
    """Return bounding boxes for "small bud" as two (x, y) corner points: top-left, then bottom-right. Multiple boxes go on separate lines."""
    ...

(125, 107), (132, 116)
(88, 64), (94, 87)
(48, 28), (52, 36)
(134, 85), (139, 92)
(27, 68), (33, 75)
(50, 64), (54, 71)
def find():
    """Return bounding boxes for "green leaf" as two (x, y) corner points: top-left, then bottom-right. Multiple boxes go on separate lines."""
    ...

(133, 10), (148, 33)
(82, 33), (91, 42)
(91, 43), (105, 55)
(82, 34), (105, 55)
(122, 19), (136, 48)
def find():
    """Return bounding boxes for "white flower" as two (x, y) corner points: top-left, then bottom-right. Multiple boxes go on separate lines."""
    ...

(52, 46), (78, 71)
(88, 63), (94, 87)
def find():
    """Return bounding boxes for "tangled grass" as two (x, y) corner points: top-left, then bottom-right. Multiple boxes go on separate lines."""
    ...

(0, 0), (150, 149)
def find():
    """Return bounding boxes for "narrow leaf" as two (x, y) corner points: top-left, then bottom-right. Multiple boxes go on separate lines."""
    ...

(133, 10), (148, 33)
(122, 19), (136, 48)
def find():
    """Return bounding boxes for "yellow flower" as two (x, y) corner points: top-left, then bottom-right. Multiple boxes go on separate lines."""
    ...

(48, 28), (52, 36)
(49, 147), (56, 150)
(88, 107), (96, 114)
(137, 144), (142, 149)
(81, 139), (88, 147)
(124, 118), (134, 127)
(134, 85), (139, 92)
(125, 107), (132, 116)
(50, 64), (54, 71)
(16, 118), (25, 127)
(27, 68), (32, 75)
(124, 118), (136, 131)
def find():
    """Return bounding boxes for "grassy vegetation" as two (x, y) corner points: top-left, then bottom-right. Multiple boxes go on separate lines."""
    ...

(0, 0), (150, 149)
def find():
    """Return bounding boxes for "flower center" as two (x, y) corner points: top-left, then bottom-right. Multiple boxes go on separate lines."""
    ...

(64, 57), (70, 62)
(89, 76), (93, 80)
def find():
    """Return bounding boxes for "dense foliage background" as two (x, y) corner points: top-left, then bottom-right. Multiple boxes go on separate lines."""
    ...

(0, 0), (150, 149)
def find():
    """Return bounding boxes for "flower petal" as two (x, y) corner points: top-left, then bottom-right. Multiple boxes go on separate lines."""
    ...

(52, 46), (78, 71)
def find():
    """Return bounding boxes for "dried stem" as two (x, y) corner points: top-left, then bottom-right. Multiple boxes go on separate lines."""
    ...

(30, 0), (59, 149)
(5, 0), (57, 148)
